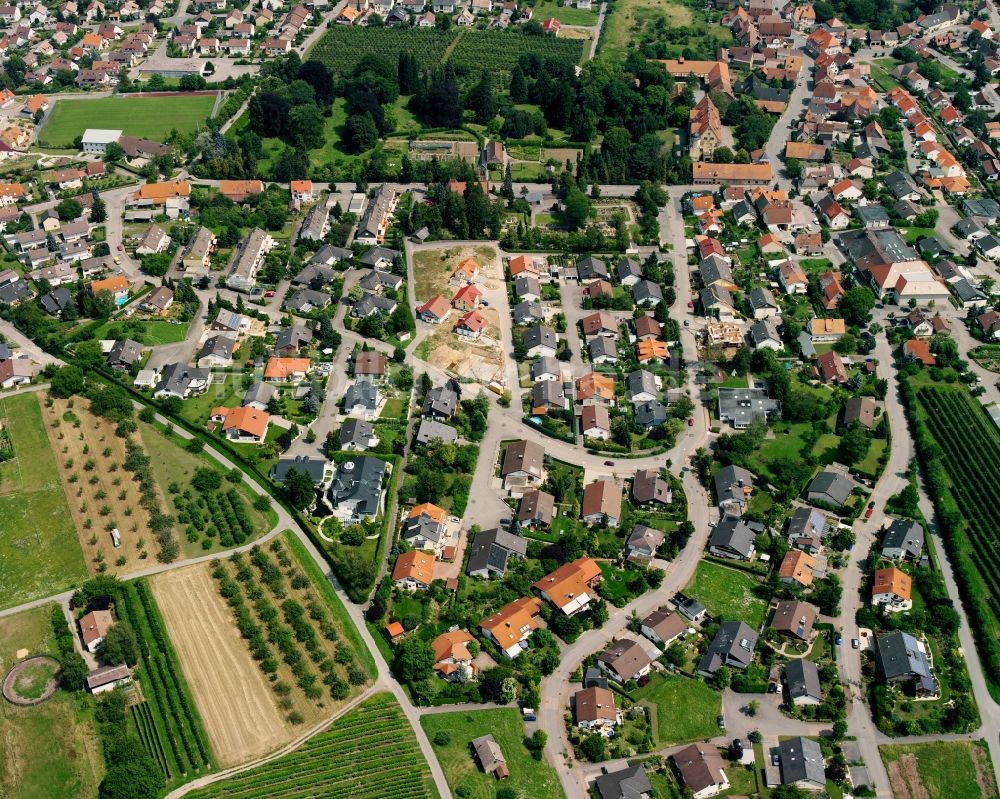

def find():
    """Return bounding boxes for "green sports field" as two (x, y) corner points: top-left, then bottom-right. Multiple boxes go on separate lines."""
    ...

(37, 94), (217, 148)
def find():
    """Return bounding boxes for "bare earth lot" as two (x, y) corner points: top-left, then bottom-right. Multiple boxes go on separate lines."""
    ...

(412, 243), (501, 301)
(151, 564), (290, 767)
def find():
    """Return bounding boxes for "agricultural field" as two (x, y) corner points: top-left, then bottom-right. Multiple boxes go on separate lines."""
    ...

(117, 579), (216, 785)
(310, 27), (583, 80)
(911, 383), (1000, 693)
(421, 707), (562, 799)
(683, 560), (768, 630)
(880, 741), (997, 799)
(0, 392), (87, 611)
(41, 395), (162, 575)
(186, 692), (439, 799)
(633, 673), (720, 745)
(136, 420), (273, 557)
(0, 605), (104, 799)
(151, 563), (291, 767)
(37, 94), (218, 148)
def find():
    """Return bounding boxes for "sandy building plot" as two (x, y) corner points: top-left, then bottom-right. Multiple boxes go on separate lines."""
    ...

(151, 565), (290, 767)
(412, 243), (501, 301)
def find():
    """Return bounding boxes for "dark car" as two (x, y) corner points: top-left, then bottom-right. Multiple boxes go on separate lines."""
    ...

(604, 460), (615, 466)
(717, 715), (726, 730)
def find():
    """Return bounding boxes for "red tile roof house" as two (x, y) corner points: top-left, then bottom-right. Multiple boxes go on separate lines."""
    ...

(451, 283), (482, 311)
(416, 294), (451, 323)
(455, 310), (488, 339)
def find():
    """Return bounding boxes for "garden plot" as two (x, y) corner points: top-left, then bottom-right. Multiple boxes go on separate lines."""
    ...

(41, 395), (157, 575)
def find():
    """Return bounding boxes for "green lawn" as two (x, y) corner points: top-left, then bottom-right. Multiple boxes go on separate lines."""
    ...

(421, 708), (563, 799)
(38, 94), (217, 148)
(634, 673), (720, 745)
(684, 560), (767, 629)
(0, 605), (104, 799)
(0, 393), (87, 610)
(880, 741), (997, 799)
(93, 318), (190, 346)
(177, 373), (244, 425)
(531, 0), (599, 25)
(856, 437), (887, 478)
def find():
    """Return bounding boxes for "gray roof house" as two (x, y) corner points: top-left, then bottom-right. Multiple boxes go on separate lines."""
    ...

(351, 291), (397, 319)
(339, 418), (378, 451)
(467, 527), (528, 578)
(748, 286), (779, 319)
(531, 356), (561, 382)
(615, 258), (643, 286)
(198, 334), (237, 367)
(272, 454), (330, 485)
(512, 300), (545, 325)
(785, 658), (822, 706)
(625, 523), (664, 565)
(154, 363), (211, 399)
(107, 338), (143, 370)
(328, 456), (389, 522)
(243, 381), (276, 410)
(588, 336), (618, 365)
(874, 630), (936, 695)
(471, 734), (508, 778)
(714, 464), (755, 515)
(697, 621), (758, 675)
(416, 419), (458, 445)
(717, 388), (780, 428)
(786, 506), (828, 551)
(594, 764), (652, 799)
(880, 518), (925, 561)
(359, 246), (400, 269)
(807, 470), (855, 508)
(626, 369), (658, 403)
(344, 379), (380, 417)
(749, 319), (782, 351)
(576, 256), (609, 281)
(422, 386), (458, 419)
(699, 254), (734, 287)
(708, 516), (756, 560)
(523, 325), (558, 357)
(777, 737), (825, 790)
(631, 279), (663, 307)
(40, 287), (74, 316)
(286, 288), (331, 313)
(359, 268), (403, 293)
(634, 399), (667, 429)
(274, 324), (312, 355)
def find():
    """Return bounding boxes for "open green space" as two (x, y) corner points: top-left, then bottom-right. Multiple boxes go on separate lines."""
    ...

(0, 393), (87, 610)
(880, 741), (997, 799)
(634, 673), (720, 745)
(684, 560), (767, 629)
(421, 707), (562, 799)
(176, 373), (244, 426)
(531, 0), (600, 25)
(0, 605), (105, 799)
(38, 94), (217, 148)
(136, 419), (274, 558)
(189, 692), (439, 799)
(92, 318), (190, 346)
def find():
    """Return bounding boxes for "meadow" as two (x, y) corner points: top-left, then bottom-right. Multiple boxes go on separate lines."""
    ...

(0, 393), (87, 610)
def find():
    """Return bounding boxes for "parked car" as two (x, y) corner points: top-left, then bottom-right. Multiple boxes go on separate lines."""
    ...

(717, 715), (726, 730)
(687, 300), (693, 308)
(684, 320), (690, 327)
(604, 460), (615, 466)
(852, 639), (860, 649)
(687, 417), (694, 427)
(835, 635), (843, 646)
(117, 244), (123, 251)
(865, 501), (876, 520)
